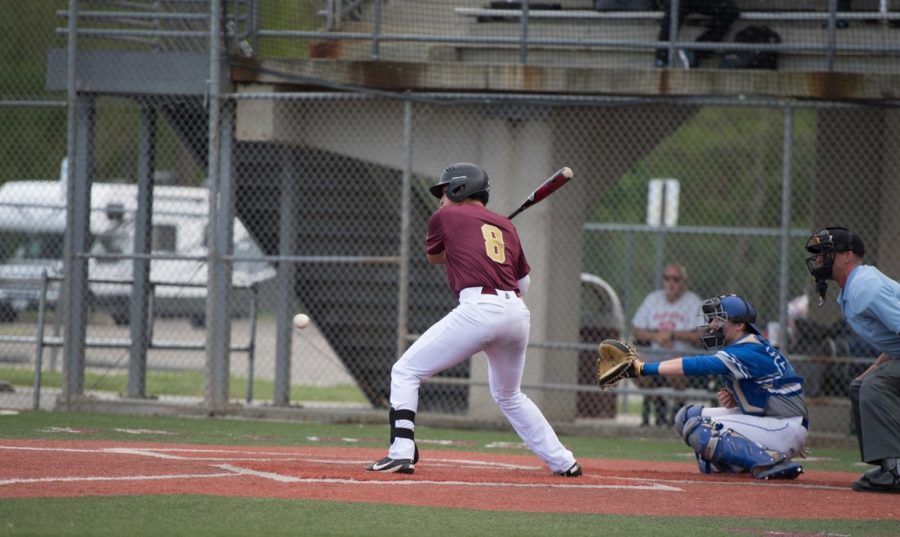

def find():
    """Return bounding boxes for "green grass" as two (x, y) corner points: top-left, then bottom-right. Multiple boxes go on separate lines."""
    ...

(0, 366), (367, 404)
(1, 496), (897, 537)
(0, 411), (890, 537)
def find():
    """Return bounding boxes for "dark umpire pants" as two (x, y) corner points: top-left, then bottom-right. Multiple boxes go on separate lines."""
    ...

(656, 0), (739, 63)
(850, 358), (900, 463)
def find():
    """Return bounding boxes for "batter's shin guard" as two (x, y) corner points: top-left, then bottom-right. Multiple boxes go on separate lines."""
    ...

(683, 417), (802, 480)
(389, 407), (419, 463)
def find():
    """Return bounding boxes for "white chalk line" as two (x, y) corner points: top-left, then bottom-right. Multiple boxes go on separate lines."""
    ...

(0, 445), (539, 469)
(622, 475), (851, 492)
(0, 460), (683, 491)
(0, 472), (239, 486)
(210, 465), (682, 491)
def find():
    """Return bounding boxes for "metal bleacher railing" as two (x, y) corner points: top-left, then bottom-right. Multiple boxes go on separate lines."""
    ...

(55, 1), (900, 72)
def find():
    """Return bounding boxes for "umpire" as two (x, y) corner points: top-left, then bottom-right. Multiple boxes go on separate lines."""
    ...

(805, 227), (900, 494)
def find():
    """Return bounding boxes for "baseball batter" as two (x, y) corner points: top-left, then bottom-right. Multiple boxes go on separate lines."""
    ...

(631, 294), (808, 479)
(366, 163), (581, 477)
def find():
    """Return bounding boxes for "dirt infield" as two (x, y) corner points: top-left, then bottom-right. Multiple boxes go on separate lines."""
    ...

(0, 439), (896, 520)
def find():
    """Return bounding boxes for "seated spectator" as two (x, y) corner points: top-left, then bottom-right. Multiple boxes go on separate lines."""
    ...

(631, 262), (704, 426)
(655, 0), (739, 68)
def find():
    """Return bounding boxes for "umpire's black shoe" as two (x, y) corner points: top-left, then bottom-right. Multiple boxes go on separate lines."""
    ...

(555, 462), (583, 477)
(367, 456), (415, 474)
(852, 458), (900, 494)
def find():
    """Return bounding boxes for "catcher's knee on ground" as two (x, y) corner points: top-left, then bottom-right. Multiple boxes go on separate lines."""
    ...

(388, 407), (419, 463)
(682, 417), (802, 480)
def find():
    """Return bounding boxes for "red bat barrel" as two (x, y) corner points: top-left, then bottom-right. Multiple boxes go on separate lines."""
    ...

(508, 167), (573, 220)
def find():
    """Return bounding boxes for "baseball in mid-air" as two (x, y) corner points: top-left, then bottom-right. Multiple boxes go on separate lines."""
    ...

(292, 313), (311, 330)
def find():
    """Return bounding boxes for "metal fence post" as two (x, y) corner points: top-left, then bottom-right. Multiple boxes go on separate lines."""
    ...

(396, 101), (413, 357)
(667, 0), (680, 67)
(205, 0), (226, 407)
(32, 270), (50, 411)
(274, 146), (298, 406)
(128, 101), (157, 399)
(371, 0), (383, 60)
(777, 103), (795, 342)
(519, 0), (530, 64)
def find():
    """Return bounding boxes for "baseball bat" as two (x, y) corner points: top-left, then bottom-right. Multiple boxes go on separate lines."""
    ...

(507, 167), (573, 220)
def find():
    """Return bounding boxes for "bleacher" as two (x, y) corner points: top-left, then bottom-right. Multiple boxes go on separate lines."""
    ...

(436, 0), (900, 72)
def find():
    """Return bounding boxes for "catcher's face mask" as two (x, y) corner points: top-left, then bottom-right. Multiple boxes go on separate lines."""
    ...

(698, 298), (727, 350)
(697, 295), (760, 350)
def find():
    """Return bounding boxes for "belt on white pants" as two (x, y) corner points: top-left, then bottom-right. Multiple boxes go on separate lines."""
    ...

(459, 287), (520, 300)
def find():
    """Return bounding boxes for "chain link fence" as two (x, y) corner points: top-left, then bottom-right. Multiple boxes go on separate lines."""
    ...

(1, 1), (898, 444)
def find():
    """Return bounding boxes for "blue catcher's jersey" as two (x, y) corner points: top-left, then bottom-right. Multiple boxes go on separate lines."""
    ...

(681, 335), (806, 419)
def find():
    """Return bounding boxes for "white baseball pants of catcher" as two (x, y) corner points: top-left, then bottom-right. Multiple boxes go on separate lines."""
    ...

(701, 407), (808, 459)
(388, 286), (577, 473)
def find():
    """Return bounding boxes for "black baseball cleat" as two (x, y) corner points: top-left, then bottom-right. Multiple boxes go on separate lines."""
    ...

(851, 460), (900, 494)
(555, 462), (583, 477)
(367, 457), (415, 474)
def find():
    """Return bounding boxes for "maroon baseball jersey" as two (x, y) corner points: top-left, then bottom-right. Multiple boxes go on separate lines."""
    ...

(426, 204), (530, 296)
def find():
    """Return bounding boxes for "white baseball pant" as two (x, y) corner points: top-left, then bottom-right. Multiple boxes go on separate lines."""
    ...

(701, 406), (808, 458)
(388, 287), (576, 473)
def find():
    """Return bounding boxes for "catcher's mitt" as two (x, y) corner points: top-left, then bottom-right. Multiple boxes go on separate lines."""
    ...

(596, 339), (640, 390)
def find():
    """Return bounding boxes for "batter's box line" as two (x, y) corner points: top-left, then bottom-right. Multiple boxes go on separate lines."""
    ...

(619, 475), (851, 492)
(209, 465), (684, 492)
(0, 471), (240, 487)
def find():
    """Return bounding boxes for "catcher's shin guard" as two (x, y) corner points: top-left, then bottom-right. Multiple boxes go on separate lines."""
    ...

(674, 404), (703, 437)
(683, 417), (802, 480)
(389, 407), (419, 463)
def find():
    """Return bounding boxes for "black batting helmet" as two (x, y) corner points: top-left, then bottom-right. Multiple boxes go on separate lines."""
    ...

(429, 163), (490, 204)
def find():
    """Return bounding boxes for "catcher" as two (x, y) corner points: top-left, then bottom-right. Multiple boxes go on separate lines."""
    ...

(597, 294), (807, 480)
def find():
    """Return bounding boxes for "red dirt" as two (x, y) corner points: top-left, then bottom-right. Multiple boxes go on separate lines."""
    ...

(0, 439), (897, 520)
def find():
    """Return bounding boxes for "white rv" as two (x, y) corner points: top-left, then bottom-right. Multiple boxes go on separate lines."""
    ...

(0, 162), (275, 325)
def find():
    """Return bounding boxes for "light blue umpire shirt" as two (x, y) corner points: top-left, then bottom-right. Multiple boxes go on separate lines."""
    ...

(837, 265), (900, 359)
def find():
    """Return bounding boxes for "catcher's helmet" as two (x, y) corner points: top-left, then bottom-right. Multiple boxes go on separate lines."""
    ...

(697, 294), (761, 350)
(429, 163), (490, 204)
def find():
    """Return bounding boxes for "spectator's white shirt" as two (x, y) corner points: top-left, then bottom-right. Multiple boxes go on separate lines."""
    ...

(632, 289), (703, 352)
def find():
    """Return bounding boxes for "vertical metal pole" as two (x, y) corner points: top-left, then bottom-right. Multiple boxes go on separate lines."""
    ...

(148, 284), (156, 342)
(64, 94), (94, 402)
(371, 0), (383, 59)
(50, 290), (62, 372)
(61, 0), (80, 403)
(826, 0), (837, 71)
(667, 0), (680, 67)
(33, 271), (49, 411)
(519, 0), (529, 64)
(652, 182), (669, 290)
(623, 232), (635, 340)
(777, 103), (794, 345)
(209, 101), (236, 406)
(396, 101), (413, 357)
(274, 146), (297, 406)
(205, 0), (225, 407)
(128, 101), (156, 399)
(63, 93), (96, 406)
(245, 285), (258, 404)
(249, 0), (259, 52)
